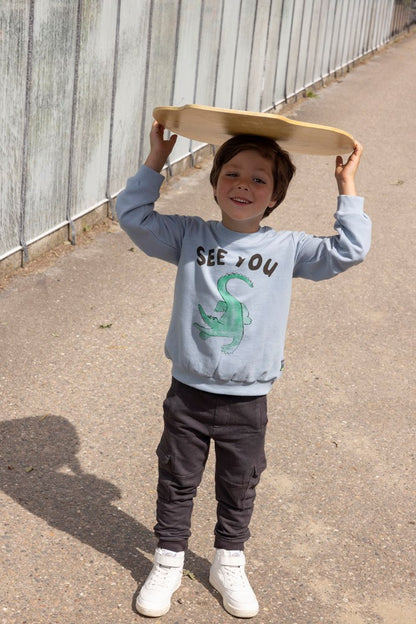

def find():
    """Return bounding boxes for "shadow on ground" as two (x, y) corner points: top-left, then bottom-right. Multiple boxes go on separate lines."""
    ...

(0, 415), (216, 612)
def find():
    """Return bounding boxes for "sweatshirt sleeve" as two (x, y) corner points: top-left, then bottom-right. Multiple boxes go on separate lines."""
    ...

(116, 165), (188, 265)
(293, 195), (372, 281)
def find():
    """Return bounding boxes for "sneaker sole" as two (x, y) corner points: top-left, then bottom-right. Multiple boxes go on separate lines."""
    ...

(135, 601), (171, 618)
(209, 574), (259, 619)
(135, 579), (181, 618)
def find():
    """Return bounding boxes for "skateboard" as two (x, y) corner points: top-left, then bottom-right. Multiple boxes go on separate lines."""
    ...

(153, 104), (355, 155)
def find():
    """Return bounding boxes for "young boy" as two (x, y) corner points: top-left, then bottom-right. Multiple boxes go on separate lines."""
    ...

(116, 121), (371, 618)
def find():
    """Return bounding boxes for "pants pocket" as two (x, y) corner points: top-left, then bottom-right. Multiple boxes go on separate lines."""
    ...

(244, 462), (266, 507)
(156, 442), (204, 502)
(215, 461), (266, 510)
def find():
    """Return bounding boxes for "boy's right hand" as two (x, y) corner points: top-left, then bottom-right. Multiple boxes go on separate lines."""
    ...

(145, 121), (177, 172)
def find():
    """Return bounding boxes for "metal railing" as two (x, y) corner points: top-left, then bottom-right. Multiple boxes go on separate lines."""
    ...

(1, 0), (414, 267)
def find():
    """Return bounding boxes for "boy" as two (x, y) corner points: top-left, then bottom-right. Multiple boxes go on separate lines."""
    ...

(116, 121), (371, 618)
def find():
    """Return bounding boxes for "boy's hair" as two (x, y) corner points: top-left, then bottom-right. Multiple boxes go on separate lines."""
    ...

(209, 134), (296, 217)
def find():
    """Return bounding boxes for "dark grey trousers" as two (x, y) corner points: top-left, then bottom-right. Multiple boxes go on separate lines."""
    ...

(154, 378), (268, 552)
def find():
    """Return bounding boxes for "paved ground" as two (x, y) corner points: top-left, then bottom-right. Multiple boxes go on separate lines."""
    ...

(1, 30), (415, 624)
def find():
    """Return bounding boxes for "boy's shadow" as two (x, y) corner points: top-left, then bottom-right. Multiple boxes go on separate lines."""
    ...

(0, 415), (213, 601)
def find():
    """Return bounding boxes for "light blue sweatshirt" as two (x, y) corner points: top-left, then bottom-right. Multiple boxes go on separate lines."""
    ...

(117, 165), (371, 395)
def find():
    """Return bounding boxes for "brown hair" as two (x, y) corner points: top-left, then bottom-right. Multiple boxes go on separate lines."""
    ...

(209, 134), (296, 217)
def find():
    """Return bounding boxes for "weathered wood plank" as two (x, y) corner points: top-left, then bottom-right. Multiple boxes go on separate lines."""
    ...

(140, 0), (180, 162)
(261, 0), (284, 110)
(192, 0), (223, 152)
(0, 1), (30, 257)
(108, 0), (151, 192)
(230, 0), (257, 110)
(24, 0), (78, 242)
(214, 0), (241, 108)
(246, 0), (273, 112)
(171, 0), (203, 161)
(68, 0), (118, 220)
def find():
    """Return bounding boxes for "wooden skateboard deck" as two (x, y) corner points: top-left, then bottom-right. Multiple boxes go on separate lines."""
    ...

(153, 104), (355, 155)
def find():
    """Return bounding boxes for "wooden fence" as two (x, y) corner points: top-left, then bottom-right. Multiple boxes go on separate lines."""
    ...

(1, 0), (414, 268)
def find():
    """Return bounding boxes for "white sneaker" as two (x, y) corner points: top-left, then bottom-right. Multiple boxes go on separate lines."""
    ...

(136, 548), (184, 617)
(209, 549), (259, 618)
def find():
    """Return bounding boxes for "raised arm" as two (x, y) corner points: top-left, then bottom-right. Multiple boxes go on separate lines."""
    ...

(293, 141), (371, 280)
(116, 122), (184, 265)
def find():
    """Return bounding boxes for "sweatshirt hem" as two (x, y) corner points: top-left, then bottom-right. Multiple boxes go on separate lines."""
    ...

(171, 368), (275, 396)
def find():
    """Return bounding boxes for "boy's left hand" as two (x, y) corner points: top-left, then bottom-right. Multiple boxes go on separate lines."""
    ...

(335, 141), (363, 196)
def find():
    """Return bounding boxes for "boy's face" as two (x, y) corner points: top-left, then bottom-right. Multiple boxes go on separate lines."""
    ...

(213, 150), (276, 233)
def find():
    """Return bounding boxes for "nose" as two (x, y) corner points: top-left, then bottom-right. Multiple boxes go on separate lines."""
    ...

(237, 179), (249, 190)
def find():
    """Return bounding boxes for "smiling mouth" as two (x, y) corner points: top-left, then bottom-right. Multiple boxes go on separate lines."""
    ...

(231, 196), (251, 205)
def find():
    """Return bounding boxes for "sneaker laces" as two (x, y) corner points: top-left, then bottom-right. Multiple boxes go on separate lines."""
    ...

(221, 563), (249, 589)
(147, 563), (178, 589)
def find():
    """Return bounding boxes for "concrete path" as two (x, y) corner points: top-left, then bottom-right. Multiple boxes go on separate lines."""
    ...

(1, 31), (415, 624)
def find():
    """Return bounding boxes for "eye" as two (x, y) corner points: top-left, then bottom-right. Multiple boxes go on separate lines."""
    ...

(253, 177), (266, 184)
(225, 172), (238, 178)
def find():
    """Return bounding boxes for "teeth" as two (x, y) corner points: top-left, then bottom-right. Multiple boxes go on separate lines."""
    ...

(232, 197), (250, 204)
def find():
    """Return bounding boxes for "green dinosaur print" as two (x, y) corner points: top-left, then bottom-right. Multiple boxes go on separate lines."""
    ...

(193, 273), (253, 354)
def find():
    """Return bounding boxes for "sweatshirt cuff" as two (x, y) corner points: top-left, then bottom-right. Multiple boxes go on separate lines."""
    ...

(336, 195), (364, 214)
(140, 164), (165, 185)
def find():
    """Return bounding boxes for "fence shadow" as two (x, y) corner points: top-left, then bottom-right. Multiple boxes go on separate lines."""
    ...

(0, 415), (212, 597)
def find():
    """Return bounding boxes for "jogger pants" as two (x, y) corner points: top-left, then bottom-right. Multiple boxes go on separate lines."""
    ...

(154, 378), (268, 552)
